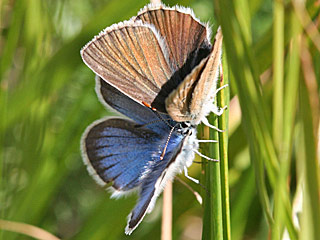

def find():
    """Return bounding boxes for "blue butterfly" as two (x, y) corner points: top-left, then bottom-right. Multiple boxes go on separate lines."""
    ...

(81, 3), (224, 234)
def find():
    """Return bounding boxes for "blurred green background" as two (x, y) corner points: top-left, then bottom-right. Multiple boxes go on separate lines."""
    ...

(1, 0), (319, 239)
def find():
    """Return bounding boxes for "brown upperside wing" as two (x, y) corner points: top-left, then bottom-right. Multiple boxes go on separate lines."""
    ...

(81, 3), (212, 110)
(165, 28), (223, 123)
(133, 3), (213, 111)
(134, 3), (211, 70)
(81, 21), (173, 106)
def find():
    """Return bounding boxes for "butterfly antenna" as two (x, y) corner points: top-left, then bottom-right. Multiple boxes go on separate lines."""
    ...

(135, 118), (172, 128)
(156, 112), (174, 129)
(142, 101), (173, 129)
(160, 124), (178, 160)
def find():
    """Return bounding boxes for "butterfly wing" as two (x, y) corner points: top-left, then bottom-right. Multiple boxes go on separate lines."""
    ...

(125, 129), (188, 234)
(82, 117), (189, 234)
(188, 28), (223, 120)
(81, 21), (174, 107)
(134, 4), (213, 111)
(81, 3), (209, 234)
(165, 28), (223, 123)
(135, 3), (211, 70)
(96, 76), (170, 133)
(82, 118), (160, 191)
(165, 55), (210, 122)
(81, 3), (213, 112)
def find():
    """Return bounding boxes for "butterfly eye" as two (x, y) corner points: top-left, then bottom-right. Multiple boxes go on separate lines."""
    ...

(180, 122), (190, 128)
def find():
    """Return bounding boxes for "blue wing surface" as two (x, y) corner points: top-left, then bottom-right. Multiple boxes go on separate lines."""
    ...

(85, 78), (189, 233)
(83, 118), (159, 191)
(82, 118), (185, 192)
(96, 76), (172, 133)
(125, 127), (186, 234)
(82, 116), (187, 233)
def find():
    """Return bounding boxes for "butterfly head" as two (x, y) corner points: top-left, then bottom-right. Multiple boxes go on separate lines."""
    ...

(175, 121), (195, 135)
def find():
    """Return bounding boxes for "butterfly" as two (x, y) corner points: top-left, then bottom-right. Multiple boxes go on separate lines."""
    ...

(80, 3), (224, 235)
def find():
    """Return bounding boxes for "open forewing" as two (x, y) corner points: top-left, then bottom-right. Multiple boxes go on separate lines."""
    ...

(81, 21), (174, 106)
(82, 118), (162, 192)
(135, 4), (211, 69)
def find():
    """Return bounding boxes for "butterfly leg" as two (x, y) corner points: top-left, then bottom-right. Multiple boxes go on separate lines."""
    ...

(193, 149), (219, 162)
(211, 104), (228, 116)
(184, 166), (199, 184)
(215, 84), (229, 95)
(211, 83), (229, 115)
(201, 117), (224, 132)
